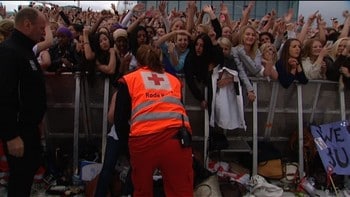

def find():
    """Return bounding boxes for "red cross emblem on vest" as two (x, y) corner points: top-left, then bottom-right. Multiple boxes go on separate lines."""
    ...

(147, 73), (164, 85)
(141, 71), (171, 90)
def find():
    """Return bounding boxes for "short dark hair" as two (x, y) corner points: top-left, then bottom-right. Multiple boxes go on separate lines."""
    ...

(259, 31), (275, 44)
(14, 7), (39, 27)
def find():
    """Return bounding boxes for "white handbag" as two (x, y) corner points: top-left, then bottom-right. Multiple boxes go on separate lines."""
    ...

(250, 175), (283, 197)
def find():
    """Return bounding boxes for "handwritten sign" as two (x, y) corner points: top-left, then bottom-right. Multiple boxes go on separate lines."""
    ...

(310, 120), (350, 175)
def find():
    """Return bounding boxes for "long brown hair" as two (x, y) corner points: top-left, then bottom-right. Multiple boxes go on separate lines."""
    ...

(136, 44), (164, 73)
(279, 38), (302, 73)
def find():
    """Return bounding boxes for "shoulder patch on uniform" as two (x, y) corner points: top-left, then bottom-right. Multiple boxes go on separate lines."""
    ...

(29, 60), (38, 71)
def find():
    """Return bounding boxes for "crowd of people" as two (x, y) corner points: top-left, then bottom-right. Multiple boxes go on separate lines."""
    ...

(1, 0), (350, 196)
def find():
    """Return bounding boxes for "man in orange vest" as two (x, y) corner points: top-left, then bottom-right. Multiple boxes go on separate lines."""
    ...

(114, 44), (193, 197)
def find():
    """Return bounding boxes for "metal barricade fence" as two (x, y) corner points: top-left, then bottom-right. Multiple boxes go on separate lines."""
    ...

(43, 72), (349, 178)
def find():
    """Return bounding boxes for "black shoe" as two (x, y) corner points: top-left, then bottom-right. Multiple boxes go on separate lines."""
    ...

(209, 132), (229, 151)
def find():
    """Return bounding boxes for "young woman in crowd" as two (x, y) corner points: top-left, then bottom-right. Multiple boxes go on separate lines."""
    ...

(184, 33), (223, 110)
(259, 42), (279, 81)
(325, 37), (350, 81)
(184, 33), (225, 150)
(329, 38), (350, 89)
(275, 38), (308, 88)
(211, 36), (247, 132)
(154, 29), (192, 76)
(128, 25), (149, 57)
(301, 38), (331, 80)
(94, 31), (118, 84)
(232, 25), (265, 102)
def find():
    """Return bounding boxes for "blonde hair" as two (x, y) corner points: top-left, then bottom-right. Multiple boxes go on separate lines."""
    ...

(0, 19), (14, 41)
(217, 36), (232, 49)
(170, 17), (185, 31)
(328, 37), (350, 61)
(238, 25), (259, 59)
(196, 24), (209, 35)
(260, 43), (278, 64)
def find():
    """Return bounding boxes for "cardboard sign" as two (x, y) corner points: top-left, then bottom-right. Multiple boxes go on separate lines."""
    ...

(310, 120), (350, 175)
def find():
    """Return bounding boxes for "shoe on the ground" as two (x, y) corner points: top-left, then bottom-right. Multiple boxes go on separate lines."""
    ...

(209, 132), (229, 151)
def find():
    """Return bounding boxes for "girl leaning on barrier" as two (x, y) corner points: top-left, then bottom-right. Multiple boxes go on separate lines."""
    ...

(331, 38), (350, 90)
(301, 38), (332, 80)
(275, 38), (308, 89)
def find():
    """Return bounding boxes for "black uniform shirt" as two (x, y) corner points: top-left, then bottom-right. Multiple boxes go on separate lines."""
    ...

(0, 29), (47, 141)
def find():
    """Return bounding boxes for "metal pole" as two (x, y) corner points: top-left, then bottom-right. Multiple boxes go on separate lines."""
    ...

(339, 88), (346, 120)
(297, 84), (304, 179)
(309, 83), (321, 123)
(101, 77), (110, 162)
(204, 87), (209, 168)
(252, 82), (258, 176)
(73, 72), (81, 176)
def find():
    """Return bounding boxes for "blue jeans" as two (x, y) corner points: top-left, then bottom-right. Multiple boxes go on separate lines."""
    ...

(94, 136), (120, 197)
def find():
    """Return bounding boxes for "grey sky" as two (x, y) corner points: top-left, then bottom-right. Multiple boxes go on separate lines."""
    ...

(1, 1), (136, 12)
(2, 1), (350, 27)
(298, 1), (350, 26)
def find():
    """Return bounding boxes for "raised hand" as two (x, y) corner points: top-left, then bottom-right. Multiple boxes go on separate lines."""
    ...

(0, 3), (6, 18)
(167, 42), (175, 54)
(133, 3), (145, 13)
(202, 4), (213, 14)
(83, 26), (91, 35)
(187, 1), (197, 16)
(159, 0), (167, 16)
(340, 67), (350, 77)
(220, 2), (228, 15)
(307, 10), (319, 24)
(284, 8), (294, 22)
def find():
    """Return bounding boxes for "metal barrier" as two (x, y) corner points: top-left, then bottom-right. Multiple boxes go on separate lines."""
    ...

(44, 72), (113, 175)
(243, 78), (348, 176)
(44, 72), (349, 178)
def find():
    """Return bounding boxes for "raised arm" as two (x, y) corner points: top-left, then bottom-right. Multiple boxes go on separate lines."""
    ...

(338, 15), (350, 39)
(297, 10), (318, 44)
(35, 22), (54, 54)
(239, 1), (255, 28)
(260, 9), (277, 33)
(185, 1), (197, 34)
(158, 0), (170, 33)
(82, 26), (95, 61)
(121, 3), (145, 28)
(203, 4), (222, 40)
(127, 13), (146, 34)
(90, 14), (107, 35)
(220, 2), (233, 29)
(154, 29), (190, 47)
(194, 10), (205, 28)
(316, 14), (326, 44)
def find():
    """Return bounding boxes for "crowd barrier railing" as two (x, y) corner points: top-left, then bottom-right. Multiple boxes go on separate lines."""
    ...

(44, 72), (349, 178)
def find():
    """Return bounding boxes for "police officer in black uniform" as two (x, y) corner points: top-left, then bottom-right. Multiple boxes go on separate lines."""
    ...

(0, 7), (47, 197)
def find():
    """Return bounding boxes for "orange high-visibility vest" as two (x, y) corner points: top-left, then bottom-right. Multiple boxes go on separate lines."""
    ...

(123, 67), (191, 137)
